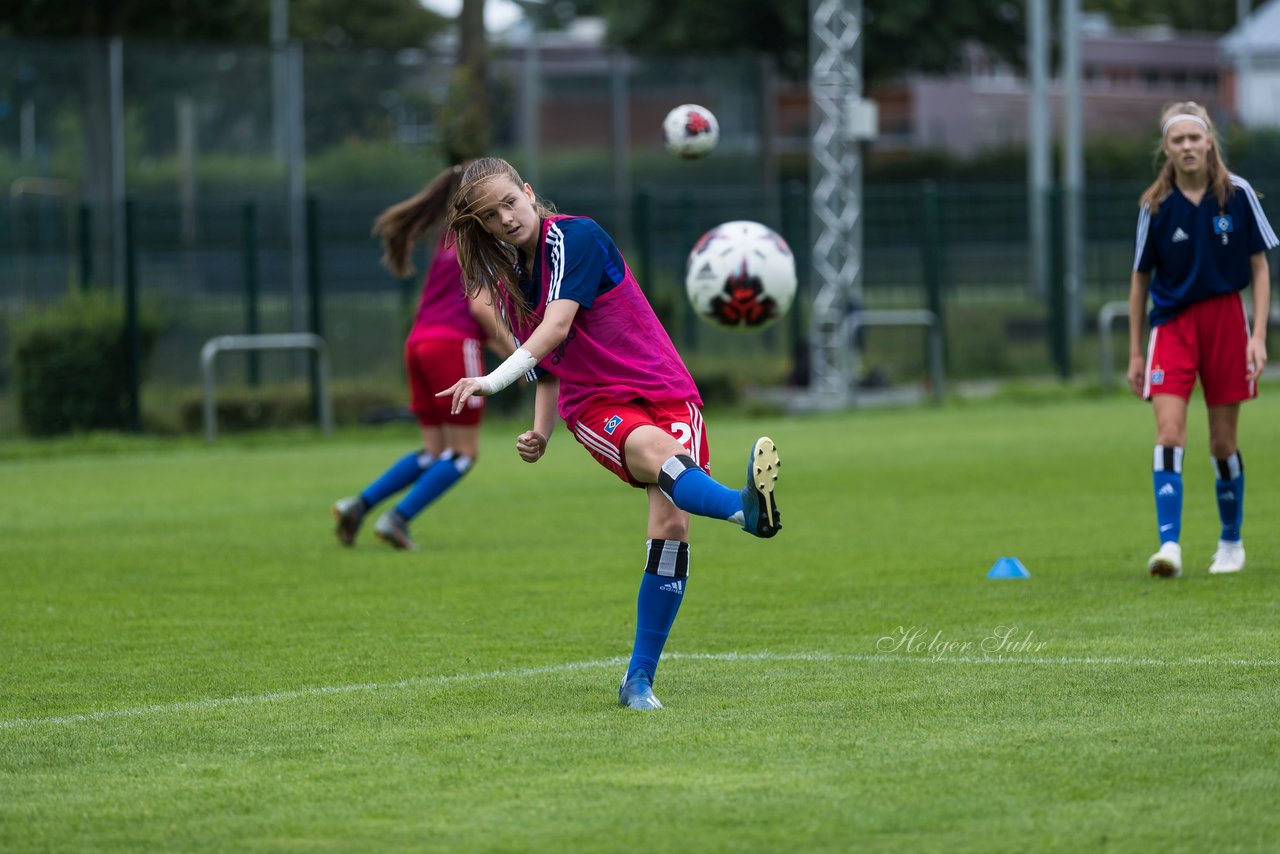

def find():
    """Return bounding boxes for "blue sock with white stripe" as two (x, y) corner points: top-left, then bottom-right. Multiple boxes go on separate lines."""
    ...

(658, 455), (742, 521)
(1153, 445), (1183, 545)
(394, 452), (471, 521)
(1213, 451), (1244, 543)
(626, 539), (689, 682)
(361, 450), (435, 507)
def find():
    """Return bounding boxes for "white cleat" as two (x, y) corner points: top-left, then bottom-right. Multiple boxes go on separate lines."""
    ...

(1208, 540), (1245, 575)
(1147, 541), (1182, 578)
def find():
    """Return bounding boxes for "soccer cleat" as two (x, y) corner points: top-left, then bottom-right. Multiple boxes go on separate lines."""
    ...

(331, 496), (366, 547)
(374, 511), (417, 551)
(740, 436), (781, 538)
(1208, 540), (1245, 574)
(618, 670), (663, 711)
(1147, 541), (1182, 578)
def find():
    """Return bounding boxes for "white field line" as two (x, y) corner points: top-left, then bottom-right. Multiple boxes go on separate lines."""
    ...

(2, 650), (1277, 731)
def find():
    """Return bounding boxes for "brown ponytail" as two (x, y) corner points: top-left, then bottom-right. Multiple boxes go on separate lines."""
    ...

(372, 162), (469, 278)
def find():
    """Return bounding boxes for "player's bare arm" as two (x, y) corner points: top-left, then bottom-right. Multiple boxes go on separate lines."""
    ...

(1247, 252), (1270, 381)
(438, 299), (580, 414)
(516, 375), (559, 463)
(1126, 270), (1151, 397)
(468, 291), (516, 359)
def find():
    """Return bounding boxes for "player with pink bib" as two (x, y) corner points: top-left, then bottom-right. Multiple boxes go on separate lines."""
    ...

(438, 157), (783, 711)
(332, 163), (510, 551)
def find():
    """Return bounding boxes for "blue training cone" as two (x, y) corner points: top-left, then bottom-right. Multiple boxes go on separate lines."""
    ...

(987, 556), (1031, 579)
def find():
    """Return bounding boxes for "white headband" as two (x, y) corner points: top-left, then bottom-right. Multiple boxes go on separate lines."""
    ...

(1162, 113), (1208, 136)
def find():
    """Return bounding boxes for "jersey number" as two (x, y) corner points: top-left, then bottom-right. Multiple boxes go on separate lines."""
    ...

(669, 421), (693, 451)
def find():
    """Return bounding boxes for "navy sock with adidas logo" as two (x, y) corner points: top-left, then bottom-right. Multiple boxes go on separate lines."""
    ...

(1213, 450), (1244, 542)
(1153, 445), (1183, 544)
(626, 539), (689, 683)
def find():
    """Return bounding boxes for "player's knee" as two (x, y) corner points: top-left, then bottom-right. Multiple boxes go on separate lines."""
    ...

(1209, 438), (1237, 460)
(440, 449), (475, 475)
(657, 454), (699, 504)
(651, 516), (689, 542)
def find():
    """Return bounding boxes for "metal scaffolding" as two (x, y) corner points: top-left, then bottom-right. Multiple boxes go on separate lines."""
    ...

(807, 0), (864, 403)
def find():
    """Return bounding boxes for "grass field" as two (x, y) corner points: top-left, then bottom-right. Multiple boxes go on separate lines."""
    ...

(2, 389), (1278, 852)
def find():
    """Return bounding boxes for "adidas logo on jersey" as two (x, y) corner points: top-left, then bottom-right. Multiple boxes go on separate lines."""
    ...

(1171, 227), (1189, 243)
(658, 579), (684, 594)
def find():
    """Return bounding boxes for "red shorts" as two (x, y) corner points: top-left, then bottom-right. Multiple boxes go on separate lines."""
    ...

(1144, 292), (1256, 407)
(570, 398), (712, 488)
(406, 333), (486, 427)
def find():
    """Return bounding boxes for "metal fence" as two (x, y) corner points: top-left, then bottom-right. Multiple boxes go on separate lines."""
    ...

(2, 36), (1278, 435)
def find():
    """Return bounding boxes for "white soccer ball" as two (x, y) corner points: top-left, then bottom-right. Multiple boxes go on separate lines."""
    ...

(684, 220), (797, 331)
(662, 104), (719, 159)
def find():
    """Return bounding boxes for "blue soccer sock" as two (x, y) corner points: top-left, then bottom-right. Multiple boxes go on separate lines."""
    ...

(360, 450), (435, 508)
(1213, 450), (1244, 542)
(626, 539), (689, 682)
(1153, 445), (1183, 545)
(394, 452), (472, 521)
(658, 455), (742, 521)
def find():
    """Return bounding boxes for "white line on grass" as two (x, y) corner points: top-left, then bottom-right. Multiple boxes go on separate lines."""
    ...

(2, 650), (1276, 731)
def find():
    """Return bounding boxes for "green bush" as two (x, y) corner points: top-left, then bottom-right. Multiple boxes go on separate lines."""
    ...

(177, 381), (407, 434)
(13, 292), (160, 437)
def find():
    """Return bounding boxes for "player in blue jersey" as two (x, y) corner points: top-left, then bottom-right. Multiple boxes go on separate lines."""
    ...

(436, 157), (783, 711)
(1127, 101), (1277, 577)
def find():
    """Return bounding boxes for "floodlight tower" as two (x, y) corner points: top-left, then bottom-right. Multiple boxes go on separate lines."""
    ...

(808, 0), (871, 403)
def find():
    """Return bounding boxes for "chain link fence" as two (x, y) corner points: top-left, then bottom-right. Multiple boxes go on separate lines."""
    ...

(2, 36), (1277, 435)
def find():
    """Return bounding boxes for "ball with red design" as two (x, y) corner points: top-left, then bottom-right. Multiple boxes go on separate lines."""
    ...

(684, 221), (797, 332)
(662, 104), (719, 159)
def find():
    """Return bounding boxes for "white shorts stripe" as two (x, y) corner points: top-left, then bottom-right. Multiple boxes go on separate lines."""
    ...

(575, 423), (622, 464)
(685, 402), (705, 467)
(1239, 294), (1257, 399)
(1142, 326), (1158, 399)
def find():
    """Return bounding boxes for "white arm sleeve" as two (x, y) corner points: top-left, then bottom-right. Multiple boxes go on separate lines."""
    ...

(475, 347), (537, 395)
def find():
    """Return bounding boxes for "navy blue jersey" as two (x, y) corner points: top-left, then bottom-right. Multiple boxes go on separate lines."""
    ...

(1133, 175), (1278, 326)
(515, 217), (624, 310)
(502, 213), (699, 427)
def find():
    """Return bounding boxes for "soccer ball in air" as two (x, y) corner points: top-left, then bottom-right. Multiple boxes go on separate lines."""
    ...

(663, 104), (719, 159)
(684, 221), (797, 331)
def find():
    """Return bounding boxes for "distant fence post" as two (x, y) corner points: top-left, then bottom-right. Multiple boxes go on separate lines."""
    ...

(77, 202), (93, 290)
(633, 186), (653, 291)
(782, 179), (808, 381)
(1047, 185), (1070, 379)
(242, 200), (261, 386)
(305, 195), (324, 424)
(124, 196), (142, 432)
(679, 190), (698, 350)
(920, 180), (948, 372)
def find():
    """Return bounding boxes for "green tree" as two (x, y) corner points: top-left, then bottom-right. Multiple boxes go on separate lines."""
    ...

(572, 0), (1263, 84)
(440, 0), (490, 163)
(1083, 0), (1266, 34)
(579, 0), (1025, 83)
(0, 0), (447, 46)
